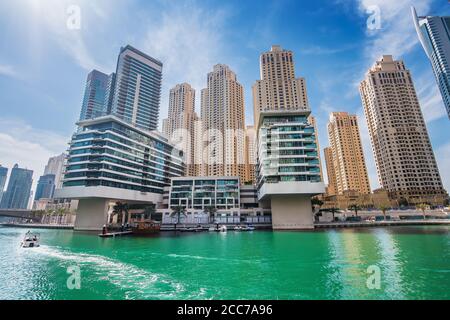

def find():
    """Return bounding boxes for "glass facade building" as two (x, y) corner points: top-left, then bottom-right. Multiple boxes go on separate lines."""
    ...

(0, 164), (33, 209)
(34, 174), (56, 200)
(62, 116), (184, 195)
(169, 177), (240, 210)
(0, 165), (8, 204)
(257, 113), (321, 188)
(111, 45), (163, 131)
(79, 70), (110, 121)
(413, 7), (450, 119)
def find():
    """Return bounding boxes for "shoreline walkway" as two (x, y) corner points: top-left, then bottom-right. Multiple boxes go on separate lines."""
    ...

(0, 223), (74, 230)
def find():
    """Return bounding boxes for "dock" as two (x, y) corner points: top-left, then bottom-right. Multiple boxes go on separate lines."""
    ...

(98, 231), (133, 238)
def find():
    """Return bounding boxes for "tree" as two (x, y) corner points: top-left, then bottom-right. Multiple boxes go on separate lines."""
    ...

(171, 205), (186, 230)
(56, 207), (67, 225)
(204, 205), (217, 224)
(143, 205), (156, 221)
(311, 198), (324, 210)
(112, 202), (129, 225)
(348, 204), (361, 217)
(416, 203), (428, 220)
(378, 205), (390, 221)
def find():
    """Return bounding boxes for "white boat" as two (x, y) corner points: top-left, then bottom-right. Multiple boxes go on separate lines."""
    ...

(219, 225), (227, 232)
(234, 225), (242, 231)
(21, 231), (40, 248)
(242, 225), (255, 231)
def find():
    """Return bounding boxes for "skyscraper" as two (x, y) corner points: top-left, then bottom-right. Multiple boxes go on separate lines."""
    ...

(323, 147), (337, 196)
(244, 125), (257, 184)
(412, 7), (450, 119)
(163, 83), (198, 176)
(359, 55), (447, 205)
(327, 112), (371, 195)
(111, 45), (163, 131)
(253, 46), (324, 229)
(79, 70), (109, 121)
(44, 153), (66, 189)
(0, 164), (33, 209)
(200, 64), (246, 182)
(0, 165), (8, 203)
(34, 174), (56, 200)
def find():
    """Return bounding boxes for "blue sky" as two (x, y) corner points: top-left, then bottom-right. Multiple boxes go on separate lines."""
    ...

(0, 0), (449, 194)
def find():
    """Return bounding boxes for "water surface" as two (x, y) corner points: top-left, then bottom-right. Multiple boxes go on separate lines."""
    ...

(0, 226), (449, 300)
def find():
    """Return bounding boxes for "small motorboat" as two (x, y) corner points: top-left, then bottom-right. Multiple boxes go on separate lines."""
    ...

(208, 225), (227, 232)
(219, 225), (227, 232)
(234, 225), (242, 231)
(21, 231), (40, 248)
(241, 225), (255, 231)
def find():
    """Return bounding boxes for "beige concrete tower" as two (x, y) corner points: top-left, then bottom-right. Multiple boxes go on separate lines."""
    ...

(244, 125), (257, 184)
(163, 83), (198, 176)
(200, 64), (246, 182)
(252, 45), (309, 126)
(253, 45), (324, 230)
(360, 55), (447, 205)
(324, 147), (337, 196)
(327, 112), (371, 195)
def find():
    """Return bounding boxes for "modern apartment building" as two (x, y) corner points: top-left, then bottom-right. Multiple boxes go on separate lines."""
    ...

(111, 45), (163, 131)
(79, 70), (110, 121)
(158, 176), (271, 225)
(413, 7), (450, 119)
(0, 165), (7, 203)
(359, 55), (447, 205)
(327, 112), (371, 195)
(244, 126), (257, 184)
(34, 174), (56, 201)
(253, 46), (325, 229)
(0, 164), (33, 209)
(44, 153), (66, 189)
(162, 83), (199, 176)
(55, 115), (185, 230)
(200, 64), (246, 182)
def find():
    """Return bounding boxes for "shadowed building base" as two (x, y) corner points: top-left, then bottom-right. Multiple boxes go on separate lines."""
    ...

(75, 199), (109, 231)
(270, 195), (314, 230)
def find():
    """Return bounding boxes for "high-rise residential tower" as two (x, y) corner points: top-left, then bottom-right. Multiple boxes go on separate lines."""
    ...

(79, 70), (109, 121)
(162, 83), (198, 176)
(327, 112), (371, 195)
(0, 164), (33, 209)
(200, 64), (246, 182)
(34, 174), (56, 200)
(412, 7), (450, 119)
(359, 55), (447, 205)
(44, 153), (66, 190)
(323, 147), (337, 196)
(244, 126), (257, 184)
(0, 165), (8, 203)
(253, 45), (324, 229)
(111, 45), (163, 131)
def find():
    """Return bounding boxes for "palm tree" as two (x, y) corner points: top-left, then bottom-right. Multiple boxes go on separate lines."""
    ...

(143, 205), (156, 221)
(170, 205), (186, 230)
(204, 205), (217, 224)
(112, 201), (129, 225)
(348, 204), (361, 217)
(55, 207), (64, 225)
(416, 203), (428, 220)
(378, 205), (390, 221)
(321, 207), (340, 222)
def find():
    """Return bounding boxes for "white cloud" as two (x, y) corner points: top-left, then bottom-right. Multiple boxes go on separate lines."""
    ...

(415, 70), (447, 123)
(0, 64), (17, 78)
(0, 118), (69, 194)
(140, 2), (230, 127)
(357, 0), (433, 61)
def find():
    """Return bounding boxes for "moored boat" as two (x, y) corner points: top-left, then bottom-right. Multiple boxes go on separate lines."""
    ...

(131, 220), (161, 235)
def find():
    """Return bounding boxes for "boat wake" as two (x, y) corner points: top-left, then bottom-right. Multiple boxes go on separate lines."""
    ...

(29, 246), (211, 299)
